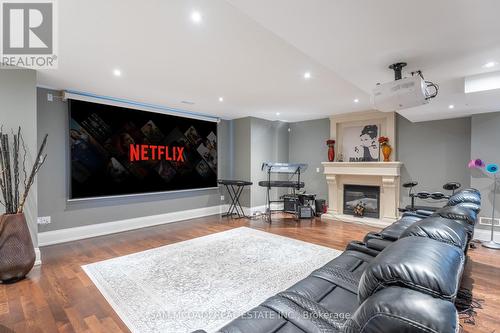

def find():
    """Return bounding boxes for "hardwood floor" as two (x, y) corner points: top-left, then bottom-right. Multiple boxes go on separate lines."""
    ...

(1, 214), (499, 333)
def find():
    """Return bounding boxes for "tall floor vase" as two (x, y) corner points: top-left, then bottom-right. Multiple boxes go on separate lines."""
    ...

(483, 174), (500, 249)
(0, 213), (36, 283)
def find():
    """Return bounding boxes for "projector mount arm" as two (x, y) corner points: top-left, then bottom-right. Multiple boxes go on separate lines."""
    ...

(387, 62), (439, 100)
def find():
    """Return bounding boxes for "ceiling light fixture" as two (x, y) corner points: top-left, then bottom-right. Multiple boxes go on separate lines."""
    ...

(448, 104), (455, 109)
(276, 112), (281, 116)
(303, 72), (311, 80)
(218, 97), (224, 102)
(354, 98), (359, 103)
(191, 11), (202, 24)
(483, 61), (498, 69)
(113, 69), (122, 77)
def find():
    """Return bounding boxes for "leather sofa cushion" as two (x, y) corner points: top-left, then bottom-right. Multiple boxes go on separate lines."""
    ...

(344, 287), (459, 333)
(345, 241), (381, 257)
(285, 250), (373, 314)
(358, 237), (464, 303)
(447, 188), (481, 206)
(379, 215), (421, 240)
(365, 238), (392, 252)
(362, 232), (382, 243)
(434, 205), (477, 225)
(448, 201), (481, 214)
(217, 294), (344, 333)
(401, 216), (469, 250)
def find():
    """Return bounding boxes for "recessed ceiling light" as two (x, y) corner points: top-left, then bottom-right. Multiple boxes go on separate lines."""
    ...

(276, 112), (281, 116)
(218, 97), (224, 102)
(303, 72), (311, 80)
(448, 104), (455, 109)
(354, 98), (359, 103)
(482, 61), (498, 69)
(113, 69), (122, 77)
(191, 11), (202, 24)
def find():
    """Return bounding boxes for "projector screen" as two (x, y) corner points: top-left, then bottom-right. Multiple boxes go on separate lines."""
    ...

(69, 99), (218, 199)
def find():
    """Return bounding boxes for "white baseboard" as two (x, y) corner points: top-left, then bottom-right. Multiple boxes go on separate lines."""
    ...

(473, 227), (500, 242)
(38, 205), (227, 247)
(34, 247), (41, 266)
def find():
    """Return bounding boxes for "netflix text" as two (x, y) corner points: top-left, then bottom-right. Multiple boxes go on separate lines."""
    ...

(129, 144), (185, 162)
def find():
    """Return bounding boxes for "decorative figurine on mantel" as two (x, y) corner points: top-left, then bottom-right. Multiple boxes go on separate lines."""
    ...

(326, 139), (335, 162)
(378, 136), (392, 162)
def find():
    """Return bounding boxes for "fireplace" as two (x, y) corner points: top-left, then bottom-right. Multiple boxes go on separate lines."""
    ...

(343, 184), (380, 218)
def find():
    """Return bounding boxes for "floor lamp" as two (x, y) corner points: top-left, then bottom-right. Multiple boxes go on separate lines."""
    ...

(483, 164), (500, 249)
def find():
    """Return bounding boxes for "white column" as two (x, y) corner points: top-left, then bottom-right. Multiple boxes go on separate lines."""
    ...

(381, 176), (399, 221)
(322, 175), (338, 220)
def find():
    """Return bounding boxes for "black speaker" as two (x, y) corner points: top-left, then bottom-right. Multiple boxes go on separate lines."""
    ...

(315, 199), (326, 217)
(283, 195), (297, 213)
(298, 205), (314, 219)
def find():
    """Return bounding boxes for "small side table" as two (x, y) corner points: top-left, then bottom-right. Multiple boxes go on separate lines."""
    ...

(218, 179), (253, 218)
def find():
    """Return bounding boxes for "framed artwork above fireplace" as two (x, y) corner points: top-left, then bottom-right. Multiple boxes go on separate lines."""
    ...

(329, 111), (396, 162)
(342, 124), (380, 162)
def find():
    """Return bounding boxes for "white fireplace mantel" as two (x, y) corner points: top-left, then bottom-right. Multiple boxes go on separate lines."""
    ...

(321, 161), (403, 227)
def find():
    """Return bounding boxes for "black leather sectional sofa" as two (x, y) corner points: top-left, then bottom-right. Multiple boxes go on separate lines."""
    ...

(194, 188), (480, 333)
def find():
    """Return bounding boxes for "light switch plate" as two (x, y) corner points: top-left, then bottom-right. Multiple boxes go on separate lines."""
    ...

(37, 216), (51, 225)
(221, 195), (225, 201)
(316, 167), (320, 173)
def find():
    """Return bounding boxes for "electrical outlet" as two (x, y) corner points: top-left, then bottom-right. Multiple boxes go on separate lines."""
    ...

(47, 93), (53, 102)
(220, 195), (225, 201)
(37, 216), (51, 225)
(316, 167), (320, 173)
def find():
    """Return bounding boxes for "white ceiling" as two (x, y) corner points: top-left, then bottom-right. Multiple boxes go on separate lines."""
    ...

(38, 0), (500, 122)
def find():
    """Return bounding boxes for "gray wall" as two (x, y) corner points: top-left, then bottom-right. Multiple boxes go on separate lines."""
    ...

(36, 88), (229, 232)
(0, 69), (38, 247)
(250, 117), (289, 207)
(232, 117), (252, 207)
(289, 118), (330, 200)
(470, 112), (500, 231)
(397, 115), (471, 209)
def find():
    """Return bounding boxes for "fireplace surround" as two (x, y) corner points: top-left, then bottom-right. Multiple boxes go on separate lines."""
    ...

(321, 161), (403, 227)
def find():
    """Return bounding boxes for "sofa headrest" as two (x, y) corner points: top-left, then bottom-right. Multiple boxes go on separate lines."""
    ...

(379, 215), (421, 240)
(435, 205), (477, 225)
(447, 188), (481, 206)
(345, 287), (459, 333)
(358, 237), (464, 304)
(401, 216), (469, 250)
(450, 201), (481, 214)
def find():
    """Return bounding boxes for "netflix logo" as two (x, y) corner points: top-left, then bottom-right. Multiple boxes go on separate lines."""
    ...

(129, 144), (185, 162)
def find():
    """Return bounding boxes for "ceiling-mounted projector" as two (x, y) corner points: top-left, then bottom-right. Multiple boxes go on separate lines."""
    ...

(373, 62), (439, 112)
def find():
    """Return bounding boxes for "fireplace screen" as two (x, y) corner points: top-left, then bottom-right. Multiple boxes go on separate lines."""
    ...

(343, 184), (380, 218)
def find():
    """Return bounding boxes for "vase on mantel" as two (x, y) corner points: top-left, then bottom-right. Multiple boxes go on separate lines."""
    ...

(378, 136), (392, 162)
(382, 144), (392, 162)
(326, 139), (336, 162)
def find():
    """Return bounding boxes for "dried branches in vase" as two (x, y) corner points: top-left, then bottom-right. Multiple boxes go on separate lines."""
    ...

(0, 127), (48, 214)
(0, 127), (48, 283)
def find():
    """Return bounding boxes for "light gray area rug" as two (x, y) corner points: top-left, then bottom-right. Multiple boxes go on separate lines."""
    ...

(82, 227), (342, 333)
